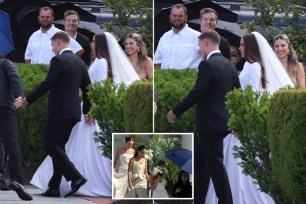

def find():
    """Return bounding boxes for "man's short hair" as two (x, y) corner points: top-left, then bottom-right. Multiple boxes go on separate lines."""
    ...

(198, 30), (220, 45)
(170, 4), (187, 15)
(39, 6), (54, 17)
(51, 31), (70, 44)
(200, 8), (218, 21)
(64, 10), (80, 21)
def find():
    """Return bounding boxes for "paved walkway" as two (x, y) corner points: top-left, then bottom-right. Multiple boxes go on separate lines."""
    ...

(0, 185), (113, 204)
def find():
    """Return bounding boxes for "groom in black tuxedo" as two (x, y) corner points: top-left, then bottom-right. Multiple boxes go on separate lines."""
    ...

(15, 31), (91, 197)
(167, 30), (240, 204)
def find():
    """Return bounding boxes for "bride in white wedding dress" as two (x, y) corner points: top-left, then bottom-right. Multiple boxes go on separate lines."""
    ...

(30, 32), (140, 196)
(205, 32), (294, 204)
(151, 160), (169, 198)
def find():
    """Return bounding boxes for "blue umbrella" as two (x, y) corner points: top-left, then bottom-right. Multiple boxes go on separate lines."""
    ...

(0, 10), (14, 55)
(166, 148), (192, 174)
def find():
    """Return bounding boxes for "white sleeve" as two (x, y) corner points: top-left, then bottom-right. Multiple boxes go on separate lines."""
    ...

(69, 37), (83, 54)
(154, 38), (163, 64)
(249, 62), (262, 91)
(24, 36), (33, 60)
(90, 58), (108, 83)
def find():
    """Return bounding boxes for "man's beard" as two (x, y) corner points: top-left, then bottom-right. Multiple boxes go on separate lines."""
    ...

(40, 22), (52, 29)
(171, 21), (186, 30)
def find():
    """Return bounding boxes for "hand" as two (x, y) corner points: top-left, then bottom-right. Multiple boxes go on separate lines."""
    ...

(167, 110), (177, 123)
(79, 88), (83, 97)
(84, 113), (95, 126)
(153, 102), (157, 114)
(175, 187), (182, 194)
(14, 97), (28, 109)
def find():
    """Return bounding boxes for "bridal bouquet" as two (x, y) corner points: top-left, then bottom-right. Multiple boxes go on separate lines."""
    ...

(144, 149), (153, 160)
(152, 166), (168, 177)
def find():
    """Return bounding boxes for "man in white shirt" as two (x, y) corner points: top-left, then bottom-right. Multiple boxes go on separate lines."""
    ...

(25, 6), (84, 64)
(154, 4), (202, 69)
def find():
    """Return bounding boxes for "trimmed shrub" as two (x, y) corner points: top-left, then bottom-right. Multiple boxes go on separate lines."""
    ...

(154, 69), (197, 132)
(16, 63), (49, 167)
(124, 81), (153, 132)
(268, 90), (306, 203)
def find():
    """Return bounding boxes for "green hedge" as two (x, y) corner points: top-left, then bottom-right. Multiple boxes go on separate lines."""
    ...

(124, 81), (153, 132)
(268, 90), (306, 203)
(154, 69), (197, 132)
(16, 63), (49, 166)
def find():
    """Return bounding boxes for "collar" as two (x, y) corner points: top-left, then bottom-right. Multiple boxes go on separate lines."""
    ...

(206, 50), (221, 60)
(171, 24), (188, 35)
(59, 48), (72, 55)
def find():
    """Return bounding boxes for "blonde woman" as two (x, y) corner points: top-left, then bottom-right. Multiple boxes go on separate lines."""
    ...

(125, 33), (153, 80)
(273, 34), (305, 89)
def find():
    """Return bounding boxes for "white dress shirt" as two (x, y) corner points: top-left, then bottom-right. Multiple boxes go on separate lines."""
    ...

(24, 25), (83, 64)
(154, 24), (202, 69)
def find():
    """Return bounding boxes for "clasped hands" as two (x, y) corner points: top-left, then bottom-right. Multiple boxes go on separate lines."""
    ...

(14, 96), (28, 109)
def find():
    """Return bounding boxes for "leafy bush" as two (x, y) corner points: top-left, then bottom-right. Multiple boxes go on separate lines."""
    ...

(154, 69), (197, 132)
(16, 63), (49, 167)
(268, 90), (306, 203)
(226, 86), (289, 203)
(124, 81), (153, 132)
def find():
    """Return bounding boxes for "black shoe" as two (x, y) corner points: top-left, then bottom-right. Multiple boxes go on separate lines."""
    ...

(0, 173), (10, 191)
(64, 176), (87, 198)
(9, 181), (33, 201)
(41, 188), (60, 197)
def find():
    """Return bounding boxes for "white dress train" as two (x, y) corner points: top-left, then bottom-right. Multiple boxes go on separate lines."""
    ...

(31, 58), (112, 196)
(152, 177), (169, 198)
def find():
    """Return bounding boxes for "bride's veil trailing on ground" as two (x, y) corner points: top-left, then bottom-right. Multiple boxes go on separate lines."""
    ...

(105, 32), (140, 86)
(252, 32), (294, 93)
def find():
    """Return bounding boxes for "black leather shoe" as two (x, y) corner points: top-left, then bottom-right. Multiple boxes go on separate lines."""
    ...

(9, 181), (33, 201)
(0, 173), (10, 191)
(64, 176), (87, 197)
(41, 188), (60, 197)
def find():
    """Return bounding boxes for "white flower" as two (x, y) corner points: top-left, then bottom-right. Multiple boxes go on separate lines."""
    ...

(144, 149), (153, 160)
(152, 166), (168, 176)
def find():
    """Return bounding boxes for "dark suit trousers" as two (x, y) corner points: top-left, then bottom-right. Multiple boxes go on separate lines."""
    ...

(44, 119), (80, 189)
(0, 106), (23, 184)
(194, 132), (233, 204)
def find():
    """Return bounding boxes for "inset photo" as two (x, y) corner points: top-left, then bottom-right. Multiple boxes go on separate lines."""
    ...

(112, 133), (193, 200)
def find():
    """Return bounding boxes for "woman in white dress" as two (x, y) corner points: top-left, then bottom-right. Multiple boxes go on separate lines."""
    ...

(30, 32), (140, 197)
(205, 32), (294, 204)
(113, 136), (135, 198)
(151, 160), (169, 198)
(124, 145), (150, 198)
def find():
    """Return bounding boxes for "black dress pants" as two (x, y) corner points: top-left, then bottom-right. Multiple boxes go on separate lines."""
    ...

(194, 132), (233, 204)
(0, 106), (23, 184)
(43, 119), (80, 189)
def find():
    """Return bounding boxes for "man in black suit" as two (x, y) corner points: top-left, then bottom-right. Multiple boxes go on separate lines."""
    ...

(0, 58), (32, 200)
(64, 10), (91, 66)
(167, 30), (240, 204)
(200, 8), (231, 60)
(15, 31), (91, 198)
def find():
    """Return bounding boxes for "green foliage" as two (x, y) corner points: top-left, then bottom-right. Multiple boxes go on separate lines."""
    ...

(154, 69), (197, 132)
(124, 81), (153, 132)
(226, 86), (289, 203)
(243, 0), (306, 63)
(102, 0), (153, 56)
(16, 63), (49, 167)
(88, 79), (127, 159)
(268, 90), (306, 203)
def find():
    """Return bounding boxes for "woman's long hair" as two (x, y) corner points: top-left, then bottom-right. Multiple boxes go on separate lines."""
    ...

(94, 32), (113, 78)
(175, 170), (190, 186)
(243, 33), (266, 88)
(125, 33), (148, 72)
(134, 145), (146, 158)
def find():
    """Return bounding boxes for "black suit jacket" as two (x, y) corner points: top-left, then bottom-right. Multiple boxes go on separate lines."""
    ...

(76, 32), (91, 66)
(27, 50), (91, 120)
(172, 52), (240, 132)
(220, 36), (231, 60)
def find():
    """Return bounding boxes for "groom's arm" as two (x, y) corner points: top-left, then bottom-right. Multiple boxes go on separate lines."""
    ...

(172, 61), (213, 118)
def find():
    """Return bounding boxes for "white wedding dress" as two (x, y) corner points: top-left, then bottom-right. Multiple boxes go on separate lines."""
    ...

(152, 177), (169, 198)
(30, 58), (112, 196)
(113, 153), (134, 198)
(205, 32), (294, 204)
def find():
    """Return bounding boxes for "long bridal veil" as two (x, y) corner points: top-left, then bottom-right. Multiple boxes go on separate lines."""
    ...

(105, 32), (140, 85)
(252, 32), (294, 93)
